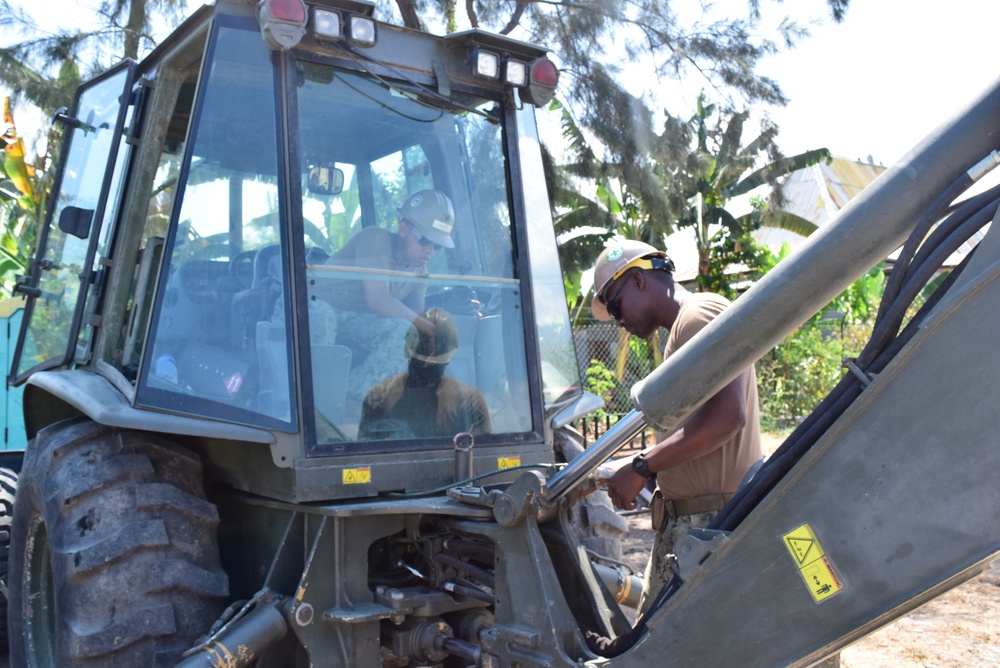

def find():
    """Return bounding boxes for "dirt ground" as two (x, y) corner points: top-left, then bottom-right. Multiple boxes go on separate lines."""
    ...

(620, 513), (1000, 667)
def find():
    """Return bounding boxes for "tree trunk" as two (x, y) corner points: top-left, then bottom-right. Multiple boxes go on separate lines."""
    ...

(395, 0), (423, 30)
(123, 0), (146, 60)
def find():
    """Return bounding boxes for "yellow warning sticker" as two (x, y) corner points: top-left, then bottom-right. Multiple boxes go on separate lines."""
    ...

(342, 468), (371, 484)
(498, 456), (521, 470)
(783, 522), (845, 603)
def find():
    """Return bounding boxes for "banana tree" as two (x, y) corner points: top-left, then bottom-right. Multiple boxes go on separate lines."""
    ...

(1, 97), (51, 292)
(677, 94), (829, 296)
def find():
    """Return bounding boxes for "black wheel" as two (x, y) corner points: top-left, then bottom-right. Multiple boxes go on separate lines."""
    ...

(8, 417), (229, 666)
(0, 466), (17, 651)
(555, 426), (627, 561)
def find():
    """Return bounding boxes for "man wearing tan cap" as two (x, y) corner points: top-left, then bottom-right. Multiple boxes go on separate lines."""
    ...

(359, 308), (490, 440)
(591, 238), (762, 615)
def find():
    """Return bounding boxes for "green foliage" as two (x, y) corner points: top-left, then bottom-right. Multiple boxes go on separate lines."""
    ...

(755, 321), (847, 431)
(673, 94), (831, 294)
(584, 358), (616, 413)
(0, 201), (34, 289)
(627, 335), (652, 367)
(697, 203), (775, 299)
(0, 101), (53, 293)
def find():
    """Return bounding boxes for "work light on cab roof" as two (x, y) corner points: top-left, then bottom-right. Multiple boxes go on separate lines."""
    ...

(471, 50), (528, 88)
(310, 6), (376, 45)
(258, 0), (377, 49)
(464, 38), (559, 107)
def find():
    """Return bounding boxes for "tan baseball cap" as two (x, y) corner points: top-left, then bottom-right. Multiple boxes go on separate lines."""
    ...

(590, 239), (667, 320)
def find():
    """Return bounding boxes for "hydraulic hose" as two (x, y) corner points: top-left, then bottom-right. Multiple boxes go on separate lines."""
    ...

(860, 198), (999, 367)
(876, 150), (1000, 324)
(902, 182), (1000, 285)
(711, 212), (986, 532)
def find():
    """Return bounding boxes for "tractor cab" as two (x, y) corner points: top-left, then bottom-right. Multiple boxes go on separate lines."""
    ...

(11, 0), (582, 502)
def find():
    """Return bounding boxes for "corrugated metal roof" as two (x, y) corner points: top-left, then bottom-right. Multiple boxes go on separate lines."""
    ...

(758, 156), (992, 268)
(756, 157), (886, 249)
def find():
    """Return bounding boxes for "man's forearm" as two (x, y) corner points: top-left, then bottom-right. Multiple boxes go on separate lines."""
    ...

(643, 375), (747, 474)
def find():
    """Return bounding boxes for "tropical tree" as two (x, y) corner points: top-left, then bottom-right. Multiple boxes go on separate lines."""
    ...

(551, 91), (828, 309)
(1, 95), (50, 292)
(670, 93), (829, 297)
(380, 0), (850, 231)
(0, 0), (186, 117)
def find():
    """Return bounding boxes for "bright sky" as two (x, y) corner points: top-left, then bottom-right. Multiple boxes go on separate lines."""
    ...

(753, 0), (1000, 167)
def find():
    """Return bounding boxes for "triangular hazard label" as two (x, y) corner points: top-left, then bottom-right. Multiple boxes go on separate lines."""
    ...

(787, 537), (814, 564)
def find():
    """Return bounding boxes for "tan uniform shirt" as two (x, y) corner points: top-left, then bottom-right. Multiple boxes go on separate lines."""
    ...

(654, 292), (762, 500)
(322, 226), (426, 313)
(359, 372), (491, 439)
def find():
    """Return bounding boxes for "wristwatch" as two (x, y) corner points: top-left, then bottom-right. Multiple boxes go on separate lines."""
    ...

(631, 452), (654, 479)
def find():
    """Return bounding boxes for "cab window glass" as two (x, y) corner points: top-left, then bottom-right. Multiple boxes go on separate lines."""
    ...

(13, 66), (131, 378)
(298, 64), (533, 447)
(137, 20), (294, 430)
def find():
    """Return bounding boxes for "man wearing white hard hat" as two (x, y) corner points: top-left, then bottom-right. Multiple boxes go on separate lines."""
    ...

(591, 238), (762, 616)
(315, 189), (457, 400)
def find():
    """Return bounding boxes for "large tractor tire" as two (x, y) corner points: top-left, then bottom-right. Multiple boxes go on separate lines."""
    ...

(0, 466), (17, 651)
(555, 425), (628, 562)
(8, 417), (229, 667)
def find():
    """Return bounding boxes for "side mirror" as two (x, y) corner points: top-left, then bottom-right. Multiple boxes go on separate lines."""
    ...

(58, 205), (94, 239)
(307, 164), (345, 195)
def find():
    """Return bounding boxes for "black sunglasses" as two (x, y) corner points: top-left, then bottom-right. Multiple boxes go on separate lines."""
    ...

(404, 220), (443, 251)
(601, 270), (635, 321)
(416, 234), (442, 251)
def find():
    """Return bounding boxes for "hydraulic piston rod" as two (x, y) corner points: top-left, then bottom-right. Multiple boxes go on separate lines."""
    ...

(545, 410), (646, 502)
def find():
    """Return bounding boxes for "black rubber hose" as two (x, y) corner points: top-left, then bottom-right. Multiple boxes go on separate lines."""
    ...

(875, 168), (976, 324)
(712, 233), (982, 532)
(902, 184), (1000, 287)
(858, 200), (997, 367)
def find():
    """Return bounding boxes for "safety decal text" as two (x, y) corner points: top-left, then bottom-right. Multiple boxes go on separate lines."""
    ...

(783, 522), (845, 603)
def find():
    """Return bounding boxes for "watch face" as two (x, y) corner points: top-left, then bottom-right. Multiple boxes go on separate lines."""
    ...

(632, 455), (652, 478)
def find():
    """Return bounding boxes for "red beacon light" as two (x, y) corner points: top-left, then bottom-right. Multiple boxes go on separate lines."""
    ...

(520, 57), (559, 107)
(257, 0), (308, 50)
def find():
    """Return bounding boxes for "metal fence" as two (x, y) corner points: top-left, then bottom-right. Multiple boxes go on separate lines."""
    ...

(571, 411), (658, 455)
(571, 316), (671, 415)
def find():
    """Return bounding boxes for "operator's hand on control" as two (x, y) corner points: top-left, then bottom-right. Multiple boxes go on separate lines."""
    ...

(607, 459), (648, 511)
(578, 465), (615, 498)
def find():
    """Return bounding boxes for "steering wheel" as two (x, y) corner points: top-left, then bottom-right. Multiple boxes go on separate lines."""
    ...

(229, 249), (257, 290)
